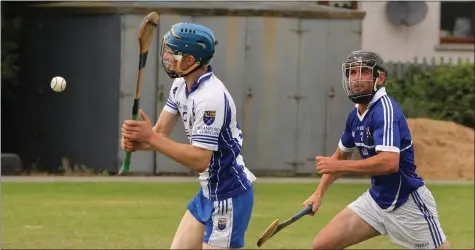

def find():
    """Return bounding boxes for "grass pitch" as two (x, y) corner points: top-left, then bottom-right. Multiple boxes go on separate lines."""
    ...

(2, 181), (473, 249)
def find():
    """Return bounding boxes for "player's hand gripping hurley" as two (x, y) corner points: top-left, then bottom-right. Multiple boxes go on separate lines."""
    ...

(119, 12), (160, 175)
(256, 205), (313, 247)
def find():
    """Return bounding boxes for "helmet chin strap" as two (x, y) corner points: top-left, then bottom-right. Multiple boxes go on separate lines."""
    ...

(172, 53), (202, 78)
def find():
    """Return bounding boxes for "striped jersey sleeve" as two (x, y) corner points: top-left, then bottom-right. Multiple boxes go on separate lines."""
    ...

(163, 80), (181, 115)
(190, 94), (225, 151)
(373, 95), (401, 153)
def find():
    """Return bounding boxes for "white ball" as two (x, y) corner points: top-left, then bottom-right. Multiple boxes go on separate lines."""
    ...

(51, 76), (66, 92)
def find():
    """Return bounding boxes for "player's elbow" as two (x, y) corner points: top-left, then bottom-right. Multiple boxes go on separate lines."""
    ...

(192, 156), (209, 173)
(194, 162), (208, 173)
(387, 162), (399, 174)
(192, 148), (213, 173)
(381, 152), (399, 174)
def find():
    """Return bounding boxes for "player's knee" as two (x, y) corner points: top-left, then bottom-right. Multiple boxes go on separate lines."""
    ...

(312, 234), (338, 250)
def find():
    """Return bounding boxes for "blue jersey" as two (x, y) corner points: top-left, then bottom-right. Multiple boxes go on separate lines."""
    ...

(163, 66), (256, 200)
(339, 87), (424, 211)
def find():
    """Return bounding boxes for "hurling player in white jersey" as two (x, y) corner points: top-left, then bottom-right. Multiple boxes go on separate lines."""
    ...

(121, 22), (256, 249)
(302, 50), (450, 249)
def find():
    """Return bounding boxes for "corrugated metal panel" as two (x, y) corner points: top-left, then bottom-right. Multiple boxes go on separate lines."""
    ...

(150, 17), (362, 176)
(119, 14), (158, 174)
(294, 19), (331, 174)
(324, 19), (363, 157)
(192, 16), (247, 130)
(242, 17), (300, 173)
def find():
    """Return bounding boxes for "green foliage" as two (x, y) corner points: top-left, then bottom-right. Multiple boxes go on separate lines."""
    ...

(385, 62), (475, 129)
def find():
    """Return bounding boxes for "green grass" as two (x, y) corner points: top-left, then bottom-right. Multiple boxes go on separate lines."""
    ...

(2, 182), (473, 249)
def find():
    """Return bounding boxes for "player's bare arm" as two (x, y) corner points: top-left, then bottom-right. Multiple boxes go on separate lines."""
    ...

(303, 147), (353, 213)
(337, 151), (399, 175)
(147, 95), (223, 173)
(314, 147), (353, 197)
(122, 109), (211, 173)
(152, 109), (179, 136)
(147, 133), (212, 173)
(315, 151), (399, 176)
(122, 109), (178, 152)
(144, 109), (179, 150)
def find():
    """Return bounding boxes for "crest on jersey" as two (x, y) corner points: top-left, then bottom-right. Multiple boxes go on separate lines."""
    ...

(217, 218), (227, 231)
(365, 127), (372, 139)
(203, 111), (216, 126)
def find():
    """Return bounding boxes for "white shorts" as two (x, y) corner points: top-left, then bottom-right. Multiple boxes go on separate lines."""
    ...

(348, 185), (446, 249)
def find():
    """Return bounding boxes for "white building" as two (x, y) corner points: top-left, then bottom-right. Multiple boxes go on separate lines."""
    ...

(320, 1), (474, 63)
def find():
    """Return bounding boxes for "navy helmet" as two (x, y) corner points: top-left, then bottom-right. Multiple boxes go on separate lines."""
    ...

(160, 22), (218, 78)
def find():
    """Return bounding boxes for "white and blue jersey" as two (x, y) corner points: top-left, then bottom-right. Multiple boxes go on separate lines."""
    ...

(339, 87), (425, 211)
(163, 66), (256, 248)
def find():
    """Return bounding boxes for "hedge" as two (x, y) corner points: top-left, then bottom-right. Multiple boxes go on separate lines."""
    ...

(385, 62), (475, 129)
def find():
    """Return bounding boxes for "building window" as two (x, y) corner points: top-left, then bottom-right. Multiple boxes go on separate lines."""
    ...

(317, 1), (358, 10)
(440, 1), (475, 44)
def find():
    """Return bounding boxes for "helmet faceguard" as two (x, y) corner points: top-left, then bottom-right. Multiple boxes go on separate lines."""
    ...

(341, 50), (388, 104)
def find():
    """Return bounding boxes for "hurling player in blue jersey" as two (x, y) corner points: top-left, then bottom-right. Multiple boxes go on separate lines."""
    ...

(121, 22), (256, 249)
(303, 50), (450, 249)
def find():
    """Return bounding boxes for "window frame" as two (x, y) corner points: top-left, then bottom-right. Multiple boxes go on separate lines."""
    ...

(439, 1), (475, 44)
(317, 1), (359, 10)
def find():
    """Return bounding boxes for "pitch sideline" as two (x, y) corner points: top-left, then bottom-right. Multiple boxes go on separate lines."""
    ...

(1, 176), (473, 185)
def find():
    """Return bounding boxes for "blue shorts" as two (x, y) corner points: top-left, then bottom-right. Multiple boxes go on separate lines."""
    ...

(187, 185), (254, 248)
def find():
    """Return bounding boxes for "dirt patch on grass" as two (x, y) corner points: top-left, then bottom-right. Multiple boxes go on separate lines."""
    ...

(407, 118), (474, 181)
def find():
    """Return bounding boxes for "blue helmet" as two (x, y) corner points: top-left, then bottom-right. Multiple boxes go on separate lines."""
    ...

(160, 22), (218, 78)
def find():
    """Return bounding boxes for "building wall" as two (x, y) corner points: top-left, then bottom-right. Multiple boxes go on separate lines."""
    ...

(359, 1), (474, 63)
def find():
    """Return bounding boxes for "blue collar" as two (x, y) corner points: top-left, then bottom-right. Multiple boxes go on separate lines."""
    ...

(185, 66), (213, 98)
